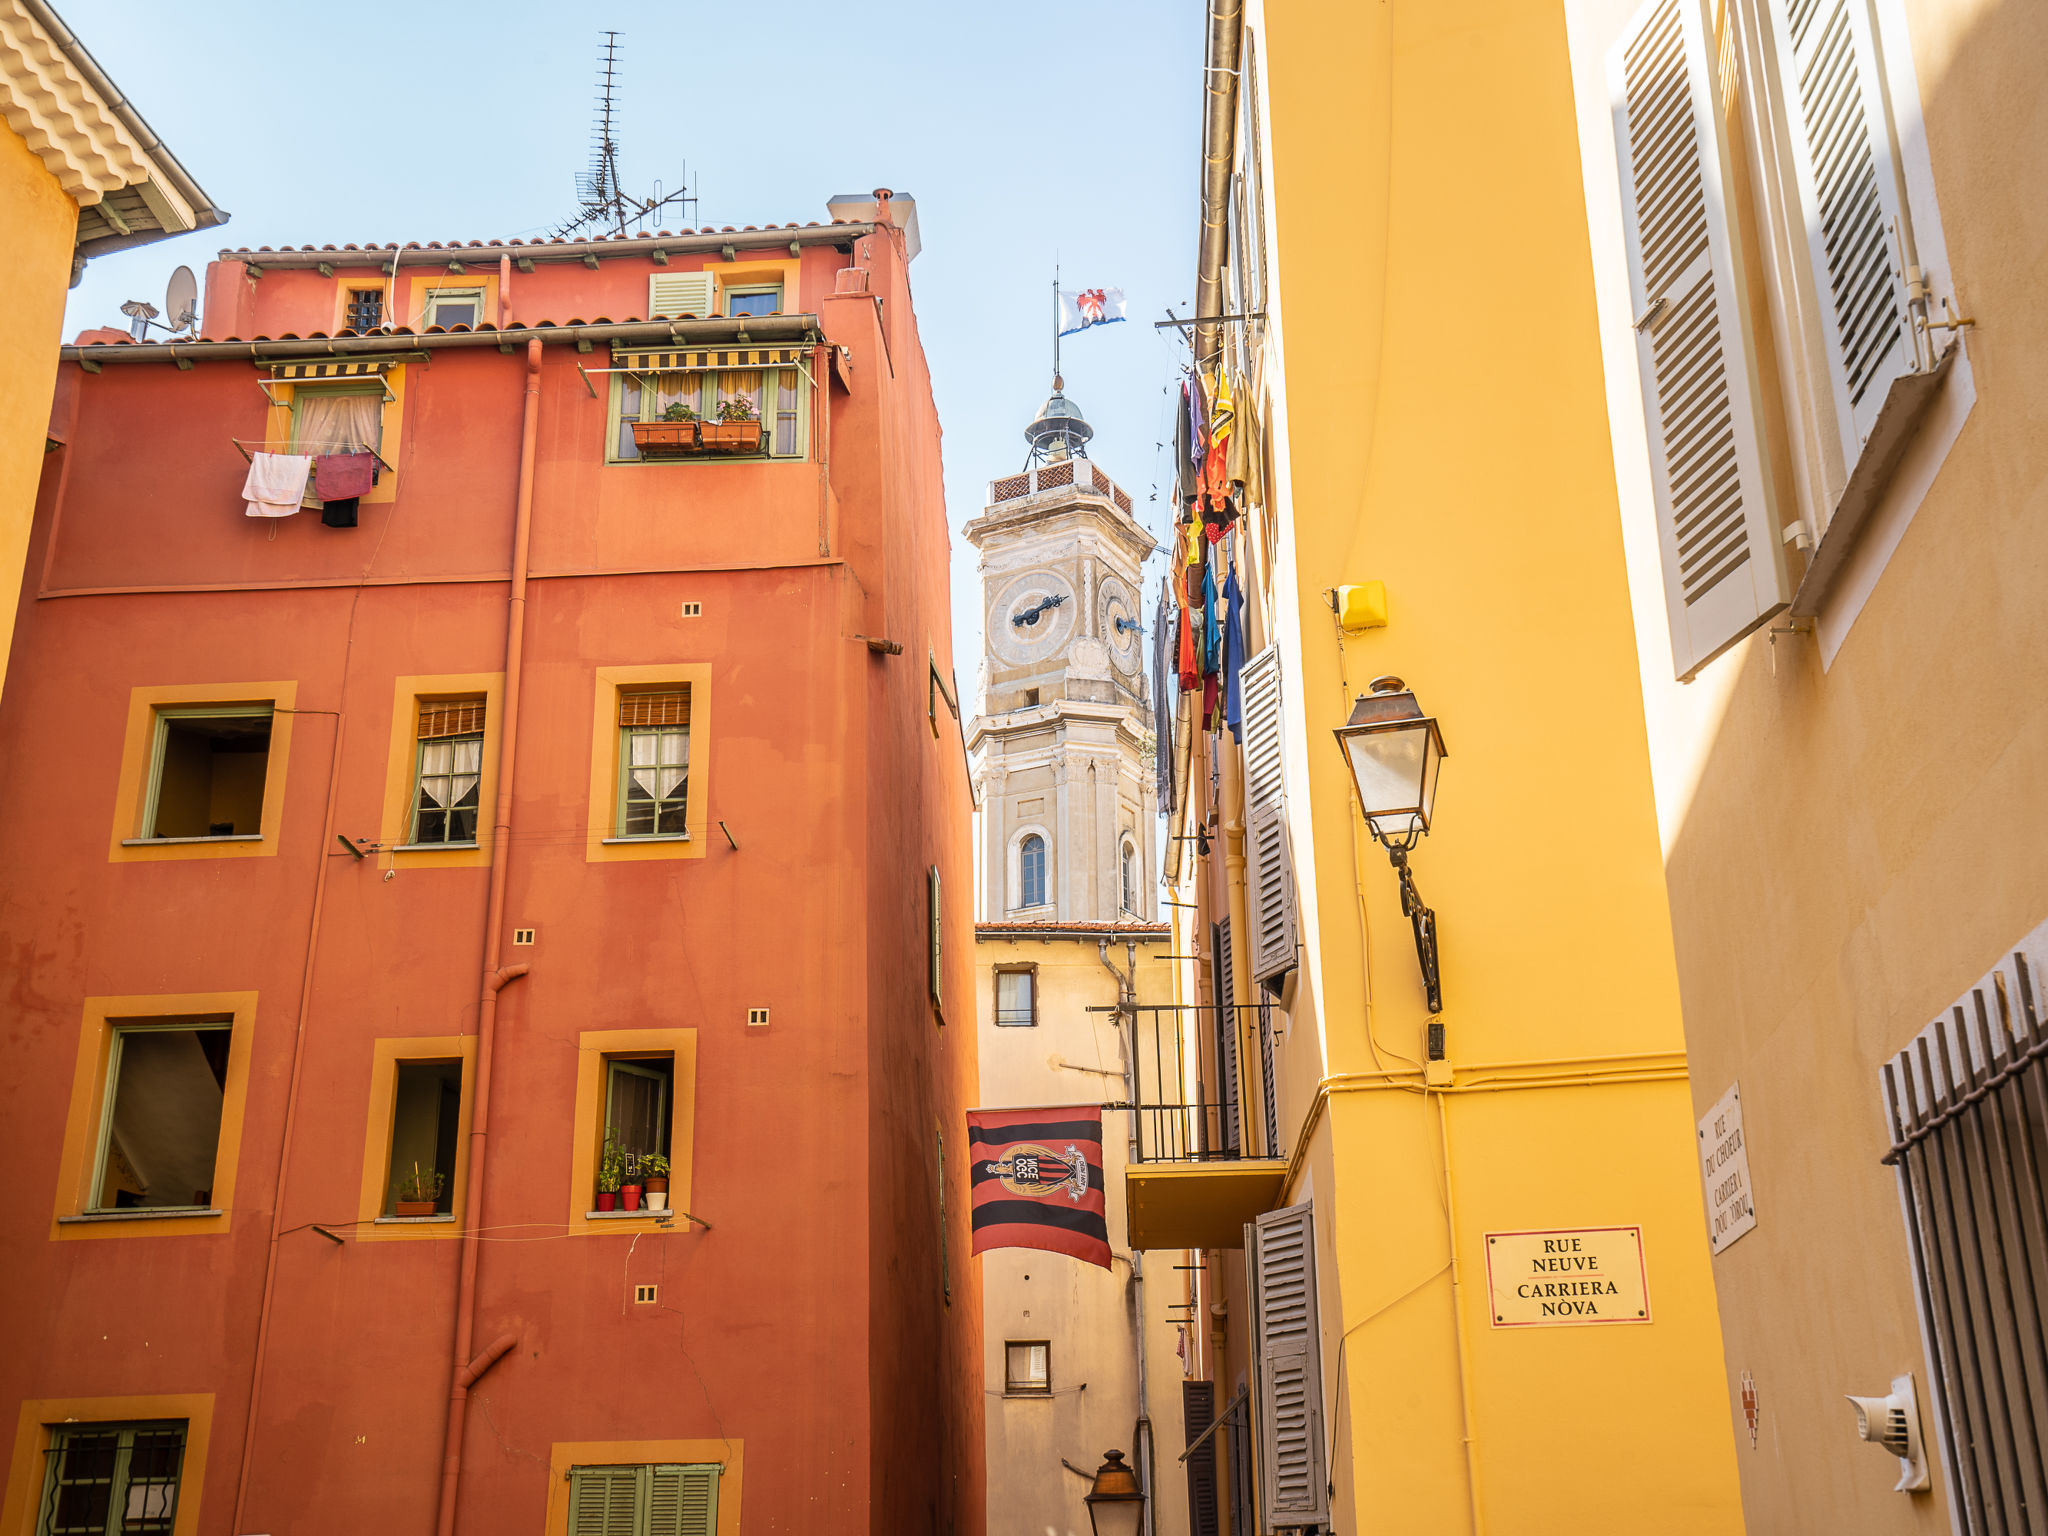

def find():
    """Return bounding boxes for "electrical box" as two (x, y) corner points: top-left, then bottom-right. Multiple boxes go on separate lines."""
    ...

(1335, 581), (1388, 632)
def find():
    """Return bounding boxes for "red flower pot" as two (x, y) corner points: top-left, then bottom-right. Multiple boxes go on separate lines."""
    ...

(621, 1184), (643, 1212)
(596, 1190), (616, 1212)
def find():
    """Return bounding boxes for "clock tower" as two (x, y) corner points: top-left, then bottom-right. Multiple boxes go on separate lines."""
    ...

(965, 379), (1157, 922)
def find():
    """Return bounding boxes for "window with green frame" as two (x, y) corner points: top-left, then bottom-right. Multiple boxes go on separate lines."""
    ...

(615, 688), (691, 838)
(611, 368), (804, 462)
(723, 283), (782, 317)
(289, 382), (383, 459)
(92, 1019), (231, 1212)
(567, 1463), (719, 1536)
(38, 1420), (187, 1535)
(409, 697), (485, 846)
(140, 703), (274, 841)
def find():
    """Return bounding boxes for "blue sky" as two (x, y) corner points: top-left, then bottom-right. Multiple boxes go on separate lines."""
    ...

(61, 0), (1202, 695)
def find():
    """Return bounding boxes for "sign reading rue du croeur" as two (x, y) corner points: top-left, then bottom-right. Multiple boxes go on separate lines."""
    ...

(1483, 1226), (1651, 1328)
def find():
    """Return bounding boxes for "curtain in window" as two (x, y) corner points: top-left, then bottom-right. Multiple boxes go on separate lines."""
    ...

(624, 726), (690, 835)
(414, 737), (482, 843)
(773, 370), (798, 456)
(717, 369), (762, 421)
(294, 391), (382, 454)
(617, 376), (644, 459)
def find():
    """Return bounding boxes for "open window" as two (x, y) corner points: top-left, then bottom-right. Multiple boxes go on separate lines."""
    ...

(1005, 1341), (1051, 1395)
(38, 1420), (188, 1535)
(410, 698), (485, 847)
(615, 689), (691, 839)
(384, 1059), (461, 1218)
(92, 1020), (231, 1213)
(994, 966), (1037, 1028)
(139, 705), (273, 842)
(593, 1052), (673, 1206)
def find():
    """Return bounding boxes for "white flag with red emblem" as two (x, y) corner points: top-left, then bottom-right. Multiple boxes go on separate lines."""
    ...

(1057, 287), (1126, 337)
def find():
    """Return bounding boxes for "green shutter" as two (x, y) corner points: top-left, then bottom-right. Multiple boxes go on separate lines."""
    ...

(568, 1466), (642, 1536)
(647, 1465), (719, 1536)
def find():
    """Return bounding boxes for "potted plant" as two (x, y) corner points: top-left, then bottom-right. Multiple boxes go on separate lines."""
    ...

(699, 396), (763, 454)
(641, 1152), (670, 1213)
(631, 399), (701, 459)
(394, 1162), (443, 1218)
(620, 1150), (644, 1213)
(596, 1138), (624, 1212)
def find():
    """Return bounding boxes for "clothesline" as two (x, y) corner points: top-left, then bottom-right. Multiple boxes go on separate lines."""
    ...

(230, 438), (392, 473)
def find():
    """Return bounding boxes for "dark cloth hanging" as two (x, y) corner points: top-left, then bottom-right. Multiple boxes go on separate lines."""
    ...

(1222, 566), (1247, 743)
(314, 452), (375, 501)
(1186, 370), (1209, 467)
(1200, 561), (1220, 679)
(320, 497), (360, 528)
(1152, 577), (1176, 810)
(1174, 382), (1199, 507)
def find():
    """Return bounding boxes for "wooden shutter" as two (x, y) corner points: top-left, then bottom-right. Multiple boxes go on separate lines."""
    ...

(417, 698), (486, 739)
(567, 1466), (640, 1536)
(648, 272), (716, 319)
(646, 1465), (719, 1536)
(1610, 0), (1787, 681)
(1212, 920), (1243, 1156)
(1251, 1202), (1329, 1529)
(1239, 647), (1298, 982)
(1182, 1381), (1220, 1536)
(619, 689), (691, 728)
(1766, 0), (1915, 456)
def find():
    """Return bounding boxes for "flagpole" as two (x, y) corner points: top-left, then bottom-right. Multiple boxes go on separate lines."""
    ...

(1052, 266), (1061, 385)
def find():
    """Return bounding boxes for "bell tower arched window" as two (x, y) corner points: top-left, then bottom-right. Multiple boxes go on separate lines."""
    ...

(1020, 834), (1047, 909)
(1121, 839), (1138, 915)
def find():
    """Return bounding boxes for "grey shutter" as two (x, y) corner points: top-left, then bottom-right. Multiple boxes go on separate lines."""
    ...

(648, 272), (716, 319)
(1609, 0), (1787, 681)
(1766, 0), (1915, 458)
(1182, 1381), (1220, 1536)
(1251, 1202), (1328, 1529)
(1213, 920), (1242, 1156)
(1240, 647), (1298, 981)
(568, 1466), (641, 1536)
(646, 1465), (719, 1536)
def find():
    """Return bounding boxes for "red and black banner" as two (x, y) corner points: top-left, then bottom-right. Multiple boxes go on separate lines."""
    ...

(967, 1105), (1111, 1270)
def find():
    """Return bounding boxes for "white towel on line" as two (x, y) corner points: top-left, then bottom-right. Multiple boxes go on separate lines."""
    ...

(243, 452), (312, 518)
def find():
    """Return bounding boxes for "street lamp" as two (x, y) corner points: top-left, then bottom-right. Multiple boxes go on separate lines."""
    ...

(1083, 1450), (1145, 1536)
(1334, 676), (1448, 1015)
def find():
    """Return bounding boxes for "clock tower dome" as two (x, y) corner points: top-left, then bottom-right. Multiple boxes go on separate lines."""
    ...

(966, 380), (1157, 923)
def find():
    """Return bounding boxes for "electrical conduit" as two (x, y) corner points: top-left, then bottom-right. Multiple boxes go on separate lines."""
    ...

(433, 335), (542, 1536)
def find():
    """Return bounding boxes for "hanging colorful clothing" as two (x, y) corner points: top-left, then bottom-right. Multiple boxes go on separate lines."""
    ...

(1222, 566), (1247, 743)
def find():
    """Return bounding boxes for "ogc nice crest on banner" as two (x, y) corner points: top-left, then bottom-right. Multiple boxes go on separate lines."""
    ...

(966, 1105), (1111, 1269)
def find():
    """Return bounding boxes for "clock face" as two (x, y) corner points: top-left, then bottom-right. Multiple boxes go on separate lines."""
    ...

(991, 571), (1075, 665)
(1099, 579), (1140, 674)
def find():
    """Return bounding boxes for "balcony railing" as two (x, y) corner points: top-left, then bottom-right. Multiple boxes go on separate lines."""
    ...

(987, 458), (1134, 516)
(1122, 1002), (1282, 1164)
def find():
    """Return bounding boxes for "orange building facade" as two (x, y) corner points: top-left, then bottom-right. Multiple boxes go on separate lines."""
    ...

(0, 199), (982, 1536)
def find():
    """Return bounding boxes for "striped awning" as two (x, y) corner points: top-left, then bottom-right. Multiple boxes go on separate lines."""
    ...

(268, 356), (411, 382)
(611, 344), (808, 373)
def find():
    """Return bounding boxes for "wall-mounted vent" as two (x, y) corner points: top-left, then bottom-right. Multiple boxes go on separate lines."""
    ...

(634, 1284), (657, 1304)
(680, 602), (703, 618)
(747, 1008), (770, 1028)
(512, 928), (535, 946)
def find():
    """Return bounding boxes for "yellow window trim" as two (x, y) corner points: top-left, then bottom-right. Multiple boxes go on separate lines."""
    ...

(2, 1394), (213, 1536)
(329, 272), (391, 334)
(585, 665), (712, 862)
(262, 366), (406, 505)
(354, 1036), (478, 1243)
(108, 683), (297, 863)
(568, 1029), (696, 1233)
(543, 1439), (740, 1536)
(713, 257), (798, 313)
(50, 993), (258, 1240)
(402, 270), (500, 332)
(377, 673), (506, 868)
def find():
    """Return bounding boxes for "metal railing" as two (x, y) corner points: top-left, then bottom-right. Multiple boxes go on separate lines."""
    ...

(1116, 1002), (1282, 1164)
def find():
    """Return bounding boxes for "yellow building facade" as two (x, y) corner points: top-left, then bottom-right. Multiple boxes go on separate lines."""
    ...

(1136, 1), (1747, 1530)
(0, 0), (221, 694)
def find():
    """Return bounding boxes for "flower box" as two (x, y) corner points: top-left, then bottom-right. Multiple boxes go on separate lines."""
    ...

(698, 419), (763, 455)
(631, 420), (702, 459)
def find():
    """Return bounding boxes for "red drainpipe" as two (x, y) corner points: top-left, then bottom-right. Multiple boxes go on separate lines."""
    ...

(433, 334), (543, 1536)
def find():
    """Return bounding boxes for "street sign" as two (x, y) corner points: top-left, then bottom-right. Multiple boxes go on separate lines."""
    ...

(1698, 1082), (1757, 1254)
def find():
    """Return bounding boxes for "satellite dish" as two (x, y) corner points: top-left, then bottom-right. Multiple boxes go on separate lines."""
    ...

(164, 266), (198, 332)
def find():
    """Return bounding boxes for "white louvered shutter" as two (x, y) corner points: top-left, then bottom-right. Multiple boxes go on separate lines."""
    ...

(1239, 647), (1298, 982)
(648, 272), (716, 319)
(646, 1465), (719, 1536)
(1609, 0), (1786, 681)
(1765, 0), (1915, 458)
(567, 1467), (640, 1536)
(1251, 1202), (1329, 1529)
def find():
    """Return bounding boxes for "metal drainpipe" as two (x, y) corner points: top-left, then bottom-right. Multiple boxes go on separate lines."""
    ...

(433, 335), (543, 1536)
(1099, 941), (1155, 1536)
(1195, 0), (1245, 365)
(498, 254), (512, 328)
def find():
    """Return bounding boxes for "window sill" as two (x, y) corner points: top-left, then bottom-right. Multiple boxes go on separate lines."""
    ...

(601, 835), (690, 845)
(60, 1208), (223, 1223)
(373, 1213), (456, 1225)
(395, 842), (479, 851)
(583, 1208), (677, 1220)
(606, 455), (805, 468)
(120, 835), (262, 847)
(1002, 1390), (1053, 1399)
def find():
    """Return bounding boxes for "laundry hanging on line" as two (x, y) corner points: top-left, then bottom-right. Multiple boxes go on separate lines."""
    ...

(242, 452), (312, 518)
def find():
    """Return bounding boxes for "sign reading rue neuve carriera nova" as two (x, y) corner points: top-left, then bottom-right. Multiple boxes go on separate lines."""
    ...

(1483, 1226), (1651, 1328)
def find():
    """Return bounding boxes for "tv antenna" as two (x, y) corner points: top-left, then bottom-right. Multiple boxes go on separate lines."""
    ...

(550, 31), (697, 241)
(121, 264), (199, 340)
